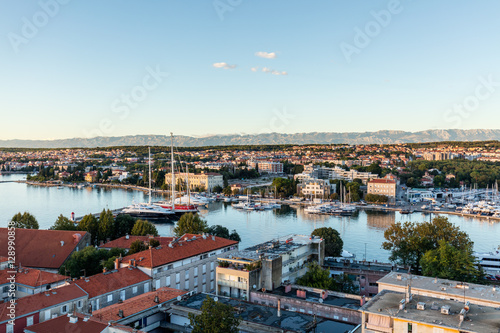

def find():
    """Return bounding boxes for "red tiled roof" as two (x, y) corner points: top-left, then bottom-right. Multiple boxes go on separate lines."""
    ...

(368, 179), (396, 184)
(0, 267), (68, 287)
(0, 228), (88, 269)
(92, 287), (187, 322)
(99, 235), (175, 250)
(121, 234), (238, 268)
(0, 284), (87, 323)
(73, 267), (150, 298)
(0, 256), (8, 263)
(24, 312), (141, 333)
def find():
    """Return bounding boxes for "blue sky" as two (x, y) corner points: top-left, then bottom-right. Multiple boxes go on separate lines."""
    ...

(1, 0), (499, 140)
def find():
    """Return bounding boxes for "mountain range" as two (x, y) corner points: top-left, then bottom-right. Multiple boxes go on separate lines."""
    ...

(1, 129), (500, 148)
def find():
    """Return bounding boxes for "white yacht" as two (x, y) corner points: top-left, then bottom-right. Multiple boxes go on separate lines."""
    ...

(475, 249), (500, 276)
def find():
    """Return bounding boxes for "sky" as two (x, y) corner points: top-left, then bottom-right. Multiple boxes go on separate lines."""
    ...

(1, 0), (500, 140)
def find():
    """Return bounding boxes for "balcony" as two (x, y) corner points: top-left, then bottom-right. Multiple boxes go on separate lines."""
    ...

(217, 279), (248, 290)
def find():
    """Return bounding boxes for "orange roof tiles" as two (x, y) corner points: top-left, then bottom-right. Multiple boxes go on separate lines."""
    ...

(99, 235), (175, 250)
(73, 267), (150, 298)
(0, 267), (68, 287)
(0, 284), (87, 322)
(24, 312), (141, 333)
(0, 228), (88, 269)
(121, 234), (238, 269)
(92, 287), (187, 322)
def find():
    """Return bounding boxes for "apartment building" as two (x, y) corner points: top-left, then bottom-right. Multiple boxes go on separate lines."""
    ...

(248, 161), (284, 174)
(0, 229), (90, 273)
(120, 234), (239, 295)
(296, 178), (333, 198)
(74, 265), (152, 312)
(164, 172), (223, 191)
(216, 235), (324, 301)
(0, 268), (68, 300)
(367, 179), (397, 198)
(0, 284), (87, 333)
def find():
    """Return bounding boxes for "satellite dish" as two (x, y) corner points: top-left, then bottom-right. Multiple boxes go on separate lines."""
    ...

(177, 296), (182, 301)
(214, 297), (219, 302)
(319, 298), (323, 304)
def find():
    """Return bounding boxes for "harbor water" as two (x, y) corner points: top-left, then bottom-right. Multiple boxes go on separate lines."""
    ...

(1, 173), (499, 262)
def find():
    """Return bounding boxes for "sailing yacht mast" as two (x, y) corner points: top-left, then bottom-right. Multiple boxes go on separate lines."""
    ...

(170, 133), (175, 211)
(148, 147), (152, 205)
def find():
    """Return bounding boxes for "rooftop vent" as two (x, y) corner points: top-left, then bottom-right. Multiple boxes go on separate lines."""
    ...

(69, 316), (78, 324)
(456, 283), (469, 289)
(417, 302), (426, 310)
(440, 287), (446, 291)
(441, 305), (451, 315)
(396, 273), (402, 281)
(83, 317), (89, 322)
(60, 241), (65, 247)
(399, 299), (405, 310)
(125, 234), (129, 239)
(118, 309), (124, 318)
(154, 295), (160, 303)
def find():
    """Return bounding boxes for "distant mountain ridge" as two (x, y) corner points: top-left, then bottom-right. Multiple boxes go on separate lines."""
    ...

(1, 129), (500, 148)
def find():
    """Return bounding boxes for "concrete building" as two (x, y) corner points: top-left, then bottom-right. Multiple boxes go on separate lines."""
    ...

(361, 289), (500, 333)
(74, 266), (152, 312)
(168, 293), (359, 333)
(164, 172), (223, 192)
(120, 233), (239, 295)
(377, 272), (500, 308)
(296, 179), (333, 198)
(367, 179), (397, 198)
(248, 161), (284, 174)
(92, 287), (188, 332)
(0, 268), (68, 301)
(216, 235), (324, 300)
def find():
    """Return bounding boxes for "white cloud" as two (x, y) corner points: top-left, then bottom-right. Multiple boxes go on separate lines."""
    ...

(261, 67), (287, 75)
(212, 62), (237, 69)
(255, 51), (277, 59)
(251, 67), (259, 72)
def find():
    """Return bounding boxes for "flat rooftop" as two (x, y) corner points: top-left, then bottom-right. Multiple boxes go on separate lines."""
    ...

(176, 293), (357, 333)
(362, 290), (500, 333)
(240, 234), (321, 261)
(324, 259), (408, 274)
(270, 286), (361, 309)
(378, 272), (500, 305)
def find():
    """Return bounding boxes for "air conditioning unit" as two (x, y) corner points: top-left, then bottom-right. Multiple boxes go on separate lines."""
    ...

(417, 302), (426, 310)
(441, 305), (451, 315)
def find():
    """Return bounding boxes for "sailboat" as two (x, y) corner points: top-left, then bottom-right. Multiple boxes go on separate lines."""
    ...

(155, 133), (199, 215)
(122, 148), (174, 219)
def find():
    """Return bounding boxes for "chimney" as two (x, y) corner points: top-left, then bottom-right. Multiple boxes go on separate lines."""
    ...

(396, 273), (402, 281)
(60, 241), (65, 247)
(114, 258), (119, 270)
(118, 309), (124, 318)
(405, 284), (412, 304)
(277, 299), (281, 317)
(212, 236), (215, 241)
(69, 315), (78, 324)
(103, 267), (107, 273)
(154, 295), (160, 303)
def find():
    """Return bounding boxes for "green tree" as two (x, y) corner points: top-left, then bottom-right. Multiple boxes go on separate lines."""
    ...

(174, 213), (208, 236)
(383, 216), (474, 273)
(365, 193), (389, 203)
(420, 240), (483, 283)
(129, 240), (147, 254)
(331, 273), (358, 294)
(212, 185), (223, 193)
(98, 209), (115, 242)
(311, 227), (343, 257)
(131, 219), (159, 236)
(189, 295), (241, 333)
(10, 212), (39, 229)
(114, 214), (137, 238)
(297, 262), (333, 289)
(222, 186), (232, 196)
(50, 214), (77, 231)
(206, 225), (241, 242)
(77, 214), (99, 245)
(59, 246), (126, 278)
(149, 239), (160, 247)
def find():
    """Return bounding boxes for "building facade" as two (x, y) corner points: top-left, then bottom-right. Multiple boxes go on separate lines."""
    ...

(164, 172), (223, 192)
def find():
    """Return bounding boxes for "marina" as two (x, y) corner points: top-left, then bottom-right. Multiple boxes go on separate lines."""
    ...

(2, 173), (500, 263)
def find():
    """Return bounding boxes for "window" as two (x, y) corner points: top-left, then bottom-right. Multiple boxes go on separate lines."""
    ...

(61, 304), (68, 313)
(155, 279), (161, 290)
(203, 264), (206, 274)
(408, 323), (413, 333)
(185, 270), (189, 280)
(185, 280), (189, 290)
(167, 264), (173, 270)
(120, 290), (126, 301)
(176, 273), (180, 283)
(194, 267), (198, 277)
(194, 278), (198, 287)
(77, 300), (83, 308)
(176, 283), (180, 289)
(211, 271), (215, 280)
(144, 282), (150, 293)
(6, 324), (13, 333)
(210, 262), (214, 271)
(107, 294), (113, 302)
(26, 316), (34, 327)
(166, 276), (171, 286)
(132, 286), (138, 294)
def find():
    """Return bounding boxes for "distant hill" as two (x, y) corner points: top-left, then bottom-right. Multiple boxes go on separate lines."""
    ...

(1, 129), (500, 148)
